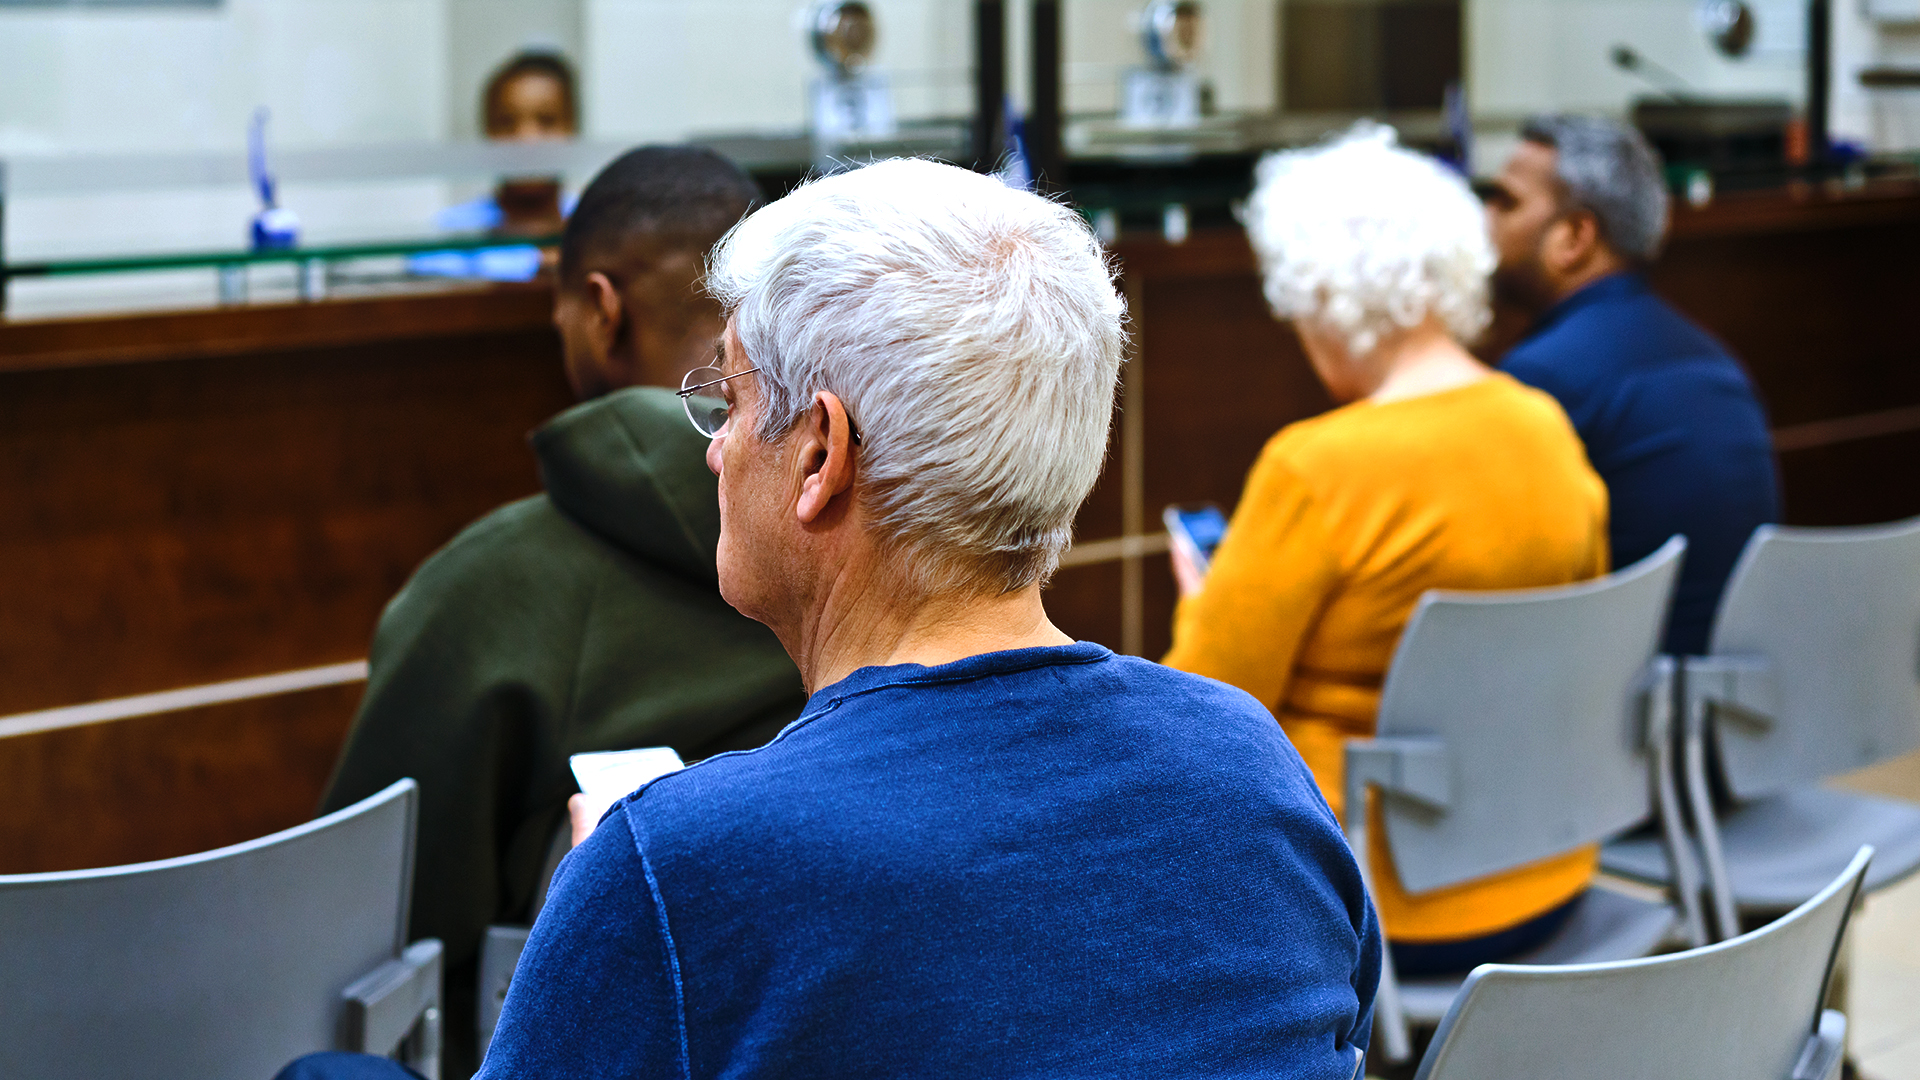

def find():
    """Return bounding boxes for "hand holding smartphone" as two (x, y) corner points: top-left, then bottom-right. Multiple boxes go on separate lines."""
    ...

(1164, 503), (1227, 599)
(1164, 503), (1227, 573)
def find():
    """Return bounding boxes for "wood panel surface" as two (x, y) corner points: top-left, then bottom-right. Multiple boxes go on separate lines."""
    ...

(0, 684), (363, 874)
(0, 286), (572, 872)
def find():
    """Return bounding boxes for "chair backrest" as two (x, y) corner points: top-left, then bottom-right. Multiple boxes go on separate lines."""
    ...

(1414, 846), (1871, 1080)
(0, 779), (417, 1080)
(1375, 538), (1683, 893)
(1707, 517), (1920, 798)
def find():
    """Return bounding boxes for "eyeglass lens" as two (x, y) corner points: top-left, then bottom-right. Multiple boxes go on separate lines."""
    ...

(681, 366), (731, 437)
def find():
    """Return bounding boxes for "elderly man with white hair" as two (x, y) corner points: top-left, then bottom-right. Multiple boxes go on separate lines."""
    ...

(476, 158), (1381, 1079)
(1165, 126), (1609, 978)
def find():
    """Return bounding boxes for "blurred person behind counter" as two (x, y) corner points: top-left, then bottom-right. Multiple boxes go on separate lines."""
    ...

(1483, 115), (1779, 656)
(1163, 125), (1610, 976)
(414, 50), (582, 281)
(321, 145), (806, 1077)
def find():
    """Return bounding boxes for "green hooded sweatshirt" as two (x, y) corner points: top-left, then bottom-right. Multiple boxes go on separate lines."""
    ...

(319, 386), (804, 1071)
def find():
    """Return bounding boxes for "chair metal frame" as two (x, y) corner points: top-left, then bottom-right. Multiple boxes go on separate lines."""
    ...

(1677, 517), (1920, 937)
(1347, 538), (1703, 1062)
(1412, 846), (1871, 1080)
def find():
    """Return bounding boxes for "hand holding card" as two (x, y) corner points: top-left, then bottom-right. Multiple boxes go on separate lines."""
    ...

(567, 747), (684, 846)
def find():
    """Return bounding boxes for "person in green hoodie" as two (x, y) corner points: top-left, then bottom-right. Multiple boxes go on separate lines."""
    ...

(318, 145), (806, 1077)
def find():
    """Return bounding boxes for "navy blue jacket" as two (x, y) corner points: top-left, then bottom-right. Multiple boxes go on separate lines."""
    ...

(1501, 273), (1779, 655)
(481, 642), (1381, 1080)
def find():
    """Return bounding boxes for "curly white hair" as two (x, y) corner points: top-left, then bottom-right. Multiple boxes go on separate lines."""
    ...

(1243, 123), (1493, 359)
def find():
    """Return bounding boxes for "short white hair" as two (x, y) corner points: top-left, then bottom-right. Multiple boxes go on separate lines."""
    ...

(1244, 123), (1493, 358)
(707, 158), (1126, 595)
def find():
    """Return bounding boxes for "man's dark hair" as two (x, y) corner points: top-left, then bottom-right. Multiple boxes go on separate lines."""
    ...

(484, 51), (579, 131)
(558, 146), (764, 288)
(1520, 114), (1669, 263)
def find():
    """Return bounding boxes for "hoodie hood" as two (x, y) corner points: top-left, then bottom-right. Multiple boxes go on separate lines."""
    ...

(532, 386), (721, 583)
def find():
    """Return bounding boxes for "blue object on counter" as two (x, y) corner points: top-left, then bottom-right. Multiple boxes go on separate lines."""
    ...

(407, 245), (544, 282)
(248, 109), (301, 251)
(409, 193), (574, 281)
(435, 197), (506, 233)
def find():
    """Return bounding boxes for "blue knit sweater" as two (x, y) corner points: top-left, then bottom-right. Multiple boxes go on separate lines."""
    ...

(1502, 273), (1780, 654)
(480, 642), (1380, 1079)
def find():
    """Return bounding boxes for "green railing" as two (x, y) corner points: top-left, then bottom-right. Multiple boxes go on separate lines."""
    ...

(4, 231), (559, 279)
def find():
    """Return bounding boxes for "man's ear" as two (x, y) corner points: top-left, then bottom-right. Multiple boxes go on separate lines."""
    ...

(794, 392), (858, 526)
(583, 271), (627, 356)
(1544, 210), (1604, 275)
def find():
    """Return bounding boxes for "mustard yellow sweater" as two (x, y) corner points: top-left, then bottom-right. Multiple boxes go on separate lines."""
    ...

(1164, 374), (1609, 943)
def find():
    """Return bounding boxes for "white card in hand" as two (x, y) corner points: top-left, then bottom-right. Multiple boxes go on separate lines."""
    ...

(569, 747), (685, 826)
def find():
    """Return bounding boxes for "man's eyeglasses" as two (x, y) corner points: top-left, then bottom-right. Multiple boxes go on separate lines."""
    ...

(677, 365), (758, 438)
(676, 364), (863, 444)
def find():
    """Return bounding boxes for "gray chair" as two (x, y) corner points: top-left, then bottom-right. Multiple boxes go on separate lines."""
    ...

(477, 818), (570, 1058)
(1348, 537), (1700, 1062)
(1414, 845), (1871, 1080)
(1603, 518), (1920, 939)
(0, 778), (442, 1080)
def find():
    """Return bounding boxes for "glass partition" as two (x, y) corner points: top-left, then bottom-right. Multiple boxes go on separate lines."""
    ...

(2, 0), (1911, 319)
(0, 0), (978, 318)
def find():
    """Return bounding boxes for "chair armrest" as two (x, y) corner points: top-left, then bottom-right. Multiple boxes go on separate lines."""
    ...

(478, 924), (533, 1059)
(343, 937), (443, 1076)
(1344, 736), (1452, 835)
(1683, 654), (1777, 733)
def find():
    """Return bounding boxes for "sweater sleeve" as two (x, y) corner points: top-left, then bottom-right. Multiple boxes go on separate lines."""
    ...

(478, 807), (686, 1079)
(1162, 440), (1340, 713)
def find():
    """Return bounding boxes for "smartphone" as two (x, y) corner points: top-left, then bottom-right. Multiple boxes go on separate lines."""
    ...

(1163, 503), (1228, 576)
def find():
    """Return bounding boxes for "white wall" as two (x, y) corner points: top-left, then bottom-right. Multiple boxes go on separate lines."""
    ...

(3, 0), (1830, 158)
(0, 0), (1878, 269)
(0, 0), (449, 156)
(447, 0), (584, 140)
(579, 0), (1276, 141)
(0, 0), (453, 263)
(1468, 0), (1808, 120)
(581, 0), (975, 140)
(1061, 0), (1277, 114)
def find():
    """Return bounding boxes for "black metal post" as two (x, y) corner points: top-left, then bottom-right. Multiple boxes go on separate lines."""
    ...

(973, 0), (1007, 171)
(1029, 0), (1064, 192)
(1, 161), (8, 314)
(1807, 0), (1831, 166)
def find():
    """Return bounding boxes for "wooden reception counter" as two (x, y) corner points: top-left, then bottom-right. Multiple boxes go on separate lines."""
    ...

(3, 182), (1916, 873)
(0, 284), (574, 872)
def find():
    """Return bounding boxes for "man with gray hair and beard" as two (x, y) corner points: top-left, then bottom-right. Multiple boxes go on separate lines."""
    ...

(478, 158), (1381, 1079)
(1483, 114), (1779, 657)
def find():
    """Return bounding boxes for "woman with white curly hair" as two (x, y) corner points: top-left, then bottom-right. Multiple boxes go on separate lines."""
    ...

(1165, 125), (1610, 975)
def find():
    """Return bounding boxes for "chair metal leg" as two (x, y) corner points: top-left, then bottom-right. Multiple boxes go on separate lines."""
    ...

(1647, 657), (1709, 947)
(1343, 755), (1412, 1063)
(1681, 685), (1740, 941)
(1792, 1010), (1848, 1080)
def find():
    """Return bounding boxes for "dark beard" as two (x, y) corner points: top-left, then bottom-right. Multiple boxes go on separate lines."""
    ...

(1491, 258), (1559, 317)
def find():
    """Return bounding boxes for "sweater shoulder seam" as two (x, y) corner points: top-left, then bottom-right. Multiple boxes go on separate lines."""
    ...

(631, 820), (694, 1080)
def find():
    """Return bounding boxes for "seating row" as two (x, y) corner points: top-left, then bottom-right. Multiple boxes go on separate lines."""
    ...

(1355, 516), (1920, 1063)
(1, 519), (1915, 1078)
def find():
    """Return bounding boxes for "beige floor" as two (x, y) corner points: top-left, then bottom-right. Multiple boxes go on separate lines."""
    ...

(1837, 751), (1920, 1080)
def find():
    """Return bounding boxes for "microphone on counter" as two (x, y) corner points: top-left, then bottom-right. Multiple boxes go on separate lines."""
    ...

(1611, 45), (1700, 102)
